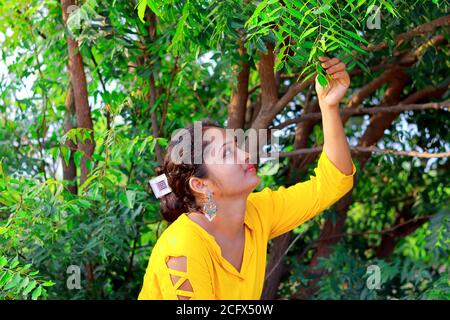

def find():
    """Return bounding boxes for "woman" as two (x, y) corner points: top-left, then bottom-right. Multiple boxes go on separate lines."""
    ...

(138, 56), (356, 300)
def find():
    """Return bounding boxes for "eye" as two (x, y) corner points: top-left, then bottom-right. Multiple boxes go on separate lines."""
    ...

(223, 144), (235, 158)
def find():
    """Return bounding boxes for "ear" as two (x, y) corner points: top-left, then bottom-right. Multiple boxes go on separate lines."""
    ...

(188, 176), (208, 196)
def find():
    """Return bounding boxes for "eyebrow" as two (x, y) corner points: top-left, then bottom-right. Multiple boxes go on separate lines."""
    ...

(220, 140), (233, 151)
(220, 137), (238, 152)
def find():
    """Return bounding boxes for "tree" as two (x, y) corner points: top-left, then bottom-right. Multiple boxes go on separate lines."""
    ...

(0, 0), (448, 299)
(61, 0), (95, 186)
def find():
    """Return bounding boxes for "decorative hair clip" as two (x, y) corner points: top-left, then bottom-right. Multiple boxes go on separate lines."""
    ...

(149, 173), (172, 198)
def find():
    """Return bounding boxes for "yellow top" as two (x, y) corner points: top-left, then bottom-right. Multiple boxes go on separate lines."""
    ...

(138, 149), (356, 300)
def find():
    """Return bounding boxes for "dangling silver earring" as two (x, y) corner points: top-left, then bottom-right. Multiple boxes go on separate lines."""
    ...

(203, 190), (217, 222)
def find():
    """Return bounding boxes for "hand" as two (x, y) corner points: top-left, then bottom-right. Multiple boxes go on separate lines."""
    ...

(315, 56), (350, 109)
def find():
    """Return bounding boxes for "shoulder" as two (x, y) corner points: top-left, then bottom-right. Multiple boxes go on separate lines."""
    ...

(153, 216), (210, 260)
(247, 186), (282, 221)
(247, 186), (274, 209)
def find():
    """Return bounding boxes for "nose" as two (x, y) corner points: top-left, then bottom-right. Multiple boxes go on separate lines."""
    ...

(237, 147), (251, 165)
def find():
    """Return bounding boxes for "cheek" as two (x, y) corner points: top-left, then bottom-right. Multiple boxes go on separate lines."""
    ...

(223, 165), (245, 179)
(217, 166), (245, 185)
(217, 168), (261, 196)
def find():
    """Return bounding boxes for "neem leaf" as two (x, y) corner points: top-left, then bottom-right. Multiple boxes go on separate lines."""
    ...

(317, 73), (328, 87)
(137, 0), (147, 23)
(23, 280), (37, 295)
(31, 285), (42, 300)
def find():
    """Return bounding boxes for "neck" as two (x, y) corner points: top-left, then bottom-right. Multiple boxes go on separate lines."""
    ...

(210, 195), (248, 240)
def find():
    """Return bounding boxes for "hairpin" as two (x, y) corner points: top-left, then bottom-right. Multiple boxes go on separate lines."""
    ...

(149, 173), (172, 198)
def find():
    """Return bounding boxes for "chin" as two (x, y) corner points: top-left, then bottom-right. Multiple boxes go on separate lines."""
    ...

(248, 175), (261, 187)
(236, 175), (260, 193)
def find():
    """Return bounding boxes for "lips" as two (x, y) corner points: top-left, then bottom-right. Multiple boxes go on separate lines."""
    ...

(246, 164), (257, 173)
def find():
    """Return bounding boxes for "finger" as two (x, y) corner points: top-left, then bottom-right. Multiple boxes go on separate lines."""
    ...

(330, 71), (348, 80)
(322, 57), (339, 68)
(318, 56), (330, 62)
(326, 62), (346, 75)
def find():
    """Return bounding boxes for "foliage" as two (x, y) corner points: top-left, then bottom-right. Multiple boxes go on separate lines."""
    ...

(0, 0), (448, 300)
(0, 255), (54, 300)
(138, 0), (400, 85)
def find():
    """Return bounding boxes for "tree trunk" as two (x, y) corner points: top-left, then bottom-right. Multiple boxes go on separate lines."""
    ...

(62, 84), (78, 194)
(251, 43), (278, 131)
(261, 233), (291, 299)
(227, 41), (250, 130)
(145, 11), (164, 166)
(61, 0), (96, 296)
(61, 0), (95, 185)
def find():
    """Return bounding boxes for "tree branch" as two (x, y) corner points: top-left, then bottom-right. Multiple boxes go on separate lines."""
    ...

(227, 40), (250, 129)
(158, 55), (180, 137)
(272, 145), (450, 159)
(251, 42), (278, 130)
(271, 100), (449, 130)
(364, 15), (450, 52)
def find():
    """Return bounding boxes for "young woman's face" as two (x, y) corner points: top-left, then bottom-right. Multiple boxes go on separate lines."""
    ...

(202, 127), (261, 198)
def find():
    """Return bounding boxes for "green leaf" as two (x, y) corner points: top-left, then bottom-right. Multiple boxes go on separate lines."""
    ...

(345, 39), (368, 55)
(149, 137), (157, 153)
(245, 0), (269, 28)
(48, 147), (60, 161)
(138, 136), (153, 155)
(10, 256), (19, 269)
(347, 60), (357, 71)
(119, 191), (129, 208)
(126, 190), (136, 208)
(137, 0), (147, 23)
(285, 4), (307, 22)
(298, 26), (319, 42)
(0, 256), (7, 268)
(0, 272), (12, 287)
(77, 199), (91, 208)
(255, 38), (268, 54)
(149, 95), (163, 114)
(4, 273), (21, 290)
(86, 158), (94, 172)
(317, 73), (328, 87)
(167, 3), (190, 55)
(356, 59), (371, 74)
(18, 276), (29, 291)
(42, 280), (55, 287)
(382, 0), (399, 17)
(60, 146), (71, 167)
(156, 137), (168, 148)
(343, 29), (369, 45)
(31, 285), (42, 300)
(147, 0), (162, 16)
(274, 61), (285, 72)
(73, 150), (84, 168)
(313, 4), (331, 15)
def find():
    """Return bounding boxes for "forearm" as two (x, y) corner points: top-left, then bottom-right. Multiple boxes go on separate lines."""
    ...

(321, 105), (354, 175)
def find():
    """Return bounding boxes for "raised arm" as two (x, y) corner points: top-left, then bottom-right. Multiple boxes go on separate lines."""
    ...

(247, 56), (356, 241)
(316, 56), (353, 176)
